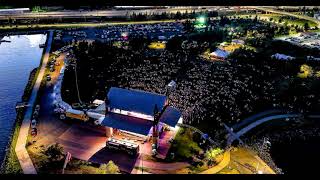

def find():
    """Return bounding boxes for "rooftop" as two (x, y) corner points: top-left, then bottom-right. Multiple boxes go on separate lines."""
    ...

(101, 112), (154, 136)
(159, 106), (182, 127)
(107, 87), (167, 116)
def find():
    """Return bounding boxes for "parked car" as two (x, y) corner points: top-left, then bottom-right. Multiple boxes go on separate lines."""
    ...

(35, 105), (40, 111)
(31, 128), (37, 137)
(46, 75), (51, 81)
(33, 110), (39, 118)
(31, 119), (37, 128)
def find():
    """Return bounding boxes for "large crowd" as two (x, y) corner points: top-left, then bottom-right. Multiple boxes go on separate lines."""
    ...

(60, 19), (320, 138)
(103, 49), (277, 136)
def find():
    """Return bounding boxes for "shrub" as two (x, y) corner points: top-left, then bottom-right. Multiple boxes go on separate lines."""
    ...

(205, 147), (224, 165)
(172, 128), (202, 159)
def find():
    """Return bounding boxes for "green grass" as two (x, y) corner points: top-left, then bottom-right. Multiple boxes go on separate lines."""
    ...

(258, 14), (318, 28)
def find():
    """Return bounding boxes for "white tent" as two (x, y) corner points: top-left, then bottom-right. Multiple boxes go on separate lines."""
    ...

(210, 49), (230, 59)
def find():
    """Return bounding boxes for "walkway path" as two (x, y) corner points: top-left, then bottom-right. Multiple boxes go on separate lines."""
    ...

(132, 157), (189, 174)
(200, 150), (231, 174)
(15, 30), (53, 174)
(228, 114), (300, 145)
(231, 109), (283, 131)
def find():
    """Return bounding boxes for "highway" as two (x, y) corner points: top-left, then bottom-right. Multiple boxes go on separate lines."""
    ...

(249, 6), (320, 28)
(0, 7), (218, 20)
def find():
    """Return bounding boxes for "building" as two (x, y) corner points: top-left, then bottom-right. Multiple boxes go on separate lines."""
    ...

(210, 48), (230, 60)
(101, 87), (182, 148)
(271, 53), (295, 61)
(231, 39), (245, 45)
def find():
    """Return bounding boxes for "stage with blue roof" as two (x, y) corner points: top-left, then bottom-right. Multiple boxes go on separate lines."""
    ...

(107, 87), (167, 116)
(101, 87), (182, 137)
(101, 112), (153, 136)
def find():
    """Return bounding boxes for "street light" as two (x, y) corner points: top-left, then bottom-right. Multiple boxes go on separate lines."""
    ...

(197, 16), (206, 24)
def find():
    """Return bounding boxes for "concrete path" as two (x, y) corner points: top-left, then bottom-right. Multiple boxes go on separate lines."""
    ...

(15, 30), (53, 174)
(228, 114), (300, 144)
(231, 109), (283, 131)
(200, 150), (231, 174)
(132, 158), (189, 174)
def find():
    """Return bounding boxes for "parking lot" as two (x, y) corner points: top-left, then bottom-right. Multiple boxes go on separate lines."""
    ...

(277, 32), (320, 49)
(55, 22), (185, 43)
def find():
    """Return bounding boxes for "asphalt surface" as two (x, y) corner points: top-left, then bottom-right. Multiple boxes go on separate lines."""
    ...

(0, 7), (218, 20)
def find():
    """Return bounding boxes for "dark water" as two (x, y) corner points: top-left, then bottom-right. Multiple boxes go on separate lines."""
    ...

(0, 34), (46, 164)
(270, 135), (320, 174)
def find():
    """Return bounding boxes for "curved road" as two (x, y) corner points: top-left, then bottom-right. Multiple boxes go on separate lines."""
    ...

(249, 6), (320, 28)
(228, 113), (301, 145)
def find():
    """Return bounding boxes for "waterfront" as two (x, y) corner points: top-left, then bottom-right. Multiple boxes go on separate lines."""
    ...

(0, 34), (47, 164)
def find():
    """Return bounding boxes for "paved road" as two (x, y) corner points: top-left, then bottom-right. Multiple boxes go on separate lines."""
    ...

(231, 109), (284, 131)
(200, 150), (231, 174)
(249, 6), (320, 28)
(0, 7), (215, 20)
(15, 30), (53, 174)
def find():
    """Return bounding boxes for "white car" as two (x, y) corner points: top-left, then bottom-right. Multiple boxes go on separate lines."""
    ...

(31, 119), (37, 128)
(54, 108), (65, 114)
(35, 105), (40, 111)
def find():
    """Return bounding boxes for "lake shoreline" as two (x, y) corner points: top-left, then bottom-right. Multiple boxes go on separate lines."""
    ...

(0, 33), (48, 174)
(0, 68), (38, 174)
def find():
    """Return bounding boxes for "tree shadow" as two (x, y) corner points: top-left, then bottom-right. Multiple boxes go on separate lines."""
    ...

(88, 147), (138, 173)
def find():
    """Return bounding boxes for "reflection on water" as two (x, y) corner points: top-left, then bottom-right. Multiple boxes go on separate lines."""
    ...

(0, 34), (46, 164)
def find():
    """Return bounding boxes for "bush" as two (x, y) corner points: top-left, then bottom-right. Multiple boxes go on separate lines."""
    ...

(80, 161), (120, 174)
(172, 128), (202, 159)
(43, 143), (64, 162)
(205, 147), (224, 165)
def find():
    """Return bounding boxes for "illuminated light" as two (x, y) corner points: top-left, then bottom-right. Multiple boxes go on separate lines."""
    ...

(298, 64), (313, 78)
(197, 16), (206, 24)
(110, 108), (154, 121)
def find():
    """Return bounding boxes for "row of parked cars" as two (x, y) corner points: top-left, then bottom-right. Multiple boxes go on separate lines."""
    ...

(30, 105), (40, 137)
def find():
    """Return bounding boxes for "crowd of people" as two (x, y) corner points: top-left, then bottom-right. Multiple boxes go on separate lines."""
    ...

(60, 19), (320, 139)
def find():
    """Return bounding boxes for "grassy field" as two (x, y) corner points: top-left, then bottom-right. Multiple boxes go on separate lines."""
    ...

(217, 147), (275, 174)
(257, 14), (318, 28)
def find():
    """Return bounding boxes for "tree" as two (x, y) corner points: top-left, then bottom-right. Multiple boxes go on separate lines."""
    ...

(304, 22), (310, 31)
(98, 161), (120, 174)
(43, 143), (64, 162)
(172, 128), (202, 159)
